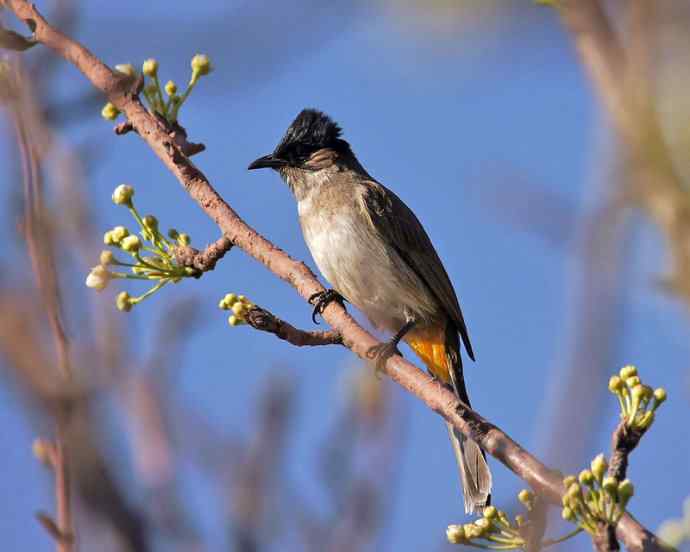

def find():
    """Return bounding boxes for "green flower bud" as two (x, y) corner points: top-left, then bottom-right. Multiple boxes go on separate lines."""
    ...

(446, 524), (466, 544)
(637, 411), (655, 429)
(626, 376), (641, 388)
(617, 479), (634, 506)
(591, 454), (608, 481)
(111, 226), (130, 243)
(165, 80), (177, 95)
(104, 231), (115, 245)
(608, 375), (623, 393)
(231, 301), (246, 317)
(177, 232), (190, 246)
(474, 518), (490, 535)
(191, 53), (212, 77)
(567, 483), (582, 500)
(483, 506), (497, 520)
(619, 365), (637, 379)
(602, 476), (618, 497)
(112, 184), (134, 206)
(464, 523), (482, 539)
(167, 228), (179, 240)
(514, 514), (525, 527)
(631, 384), (646, 401)
(579, 469), (594, 486)
(115, 63), (136, 77)
(228, 315), (240, 326)
(653, 388), (667, 406)
(121, 235), (142, 252)
(100, 250), (115, 265)
(562, 507), (575, 521)
(518, 489), (534, 508)
(563, 475), (577, 487)
(142, 58), (159, 77)
(116, 291), (133, 312)
(142, 214), (159, 232)
(101, 102), (120, 120)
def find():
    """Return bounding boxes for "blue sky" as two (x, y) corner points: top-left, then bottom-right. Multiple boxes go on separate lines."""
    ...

(1, 2), (688, 551)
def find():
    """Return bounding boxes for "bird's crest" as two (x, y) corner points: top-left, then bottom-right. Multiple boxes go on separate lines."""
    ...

(275, 109), (343, 154)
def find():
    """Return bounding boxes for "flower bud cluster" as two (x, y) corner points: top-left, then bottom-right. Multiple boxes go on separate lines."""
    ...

(85, 184), (198, 311)
(446, 492), (547, 549)
(219, 293), (255, 326)
(608, 365), (667, 430)
(102, 54), (213, 124)
(560, 454), (635, 535)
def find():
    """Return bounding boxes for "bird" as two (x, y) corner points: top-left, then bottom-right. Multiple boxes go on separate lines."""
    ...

(248, 108), (491, 513)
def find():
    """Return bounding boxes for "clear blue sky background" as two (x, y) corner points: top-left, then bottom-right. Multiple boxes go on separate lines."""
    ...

(1, 1), (688, 551)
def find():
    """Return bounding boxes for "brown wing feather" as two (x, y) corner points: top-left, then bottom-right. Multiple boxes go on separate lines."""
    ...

(362, 181), (475, 361)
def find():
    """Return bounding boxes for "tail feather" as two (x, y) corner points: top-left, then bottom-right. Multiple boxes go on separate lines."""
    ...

(447, 423), (492, 513)
(408, 323), (492, 514)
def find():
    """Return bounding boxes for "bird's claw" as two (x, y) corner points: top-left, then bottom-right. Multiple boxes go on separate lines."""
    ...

(366, 341), (402, 378)
(308, 289), (346, 324)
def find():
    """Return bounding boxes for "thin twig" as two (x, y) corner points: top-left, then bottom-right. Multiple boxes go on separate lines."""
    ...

(245, 306), (342, 347)
(174, 235), (233, 274)
(11, 93), (74, 551)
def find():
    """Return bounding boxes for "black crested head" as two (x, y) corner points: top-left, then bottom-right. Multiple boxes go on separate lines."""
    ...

(273, 108), (350, 166)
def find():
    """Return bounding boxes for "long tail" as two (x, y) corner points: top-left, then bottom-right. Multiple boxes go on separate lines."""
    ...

(445, 325), (492, 514)
(408, 325), (492, 514)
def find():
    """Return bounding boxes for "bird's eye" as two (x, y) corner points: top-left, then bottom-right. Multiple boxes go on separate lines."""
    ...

(293, 143), (315, 161)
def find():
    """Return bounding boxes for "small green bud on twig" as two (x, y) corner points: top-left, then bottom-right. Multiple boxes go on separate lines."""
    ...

(121, 235), (142, 252)
(591, 454), (608, 481)
(116, 291), (133, 312)
(191, 53), (212, 77)
(101, 102), (120, 121)
(446, 524), (465, 544)
(142, 58), (159, 77)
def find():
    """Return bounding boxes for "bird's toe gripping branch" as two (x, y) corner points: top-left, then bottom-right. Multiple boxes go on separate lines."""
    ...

(308, 288), (347, 324)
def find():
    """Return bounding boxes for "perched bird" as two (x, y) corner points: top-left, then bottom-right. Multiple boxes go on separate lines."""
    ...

(248, 108), (491, 513)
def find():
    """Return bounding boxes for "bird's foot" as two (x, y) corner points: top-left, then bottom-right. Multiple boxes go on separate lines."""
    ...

(366, 318), (416, 377)
(308, 289), (346, 324)
(366, 341), (402, 378)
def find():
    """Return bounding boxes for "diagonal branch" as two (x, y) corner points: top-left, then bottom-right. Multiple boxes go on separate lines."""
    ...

(0, 2), (664, 550)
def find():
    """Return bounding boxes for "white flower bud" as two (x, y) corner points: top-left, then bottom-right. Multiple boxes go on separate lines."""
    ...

(111, 225), (130, 243)
(112, 184), (134, 205)
(100, 250), (115, 265)
(115, 63), (136, 77)
(86, 265), (111, 291)
(121, 235), (142, 252)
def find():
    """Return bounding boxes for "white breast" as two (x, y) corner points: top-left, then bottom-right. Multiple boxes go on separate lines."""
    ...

(298, 194), (437, 332)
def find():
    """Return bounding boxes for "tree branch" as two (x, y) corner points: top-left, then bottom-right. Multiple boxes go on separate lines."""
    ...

(245, 306), (342, 347)
(0, 2), (665, 550)
(174, 235), (233, 275)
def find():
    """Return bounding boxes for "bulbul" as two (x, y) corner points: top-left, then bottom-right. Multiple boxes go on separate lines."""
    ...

(248, 108), (491, 513)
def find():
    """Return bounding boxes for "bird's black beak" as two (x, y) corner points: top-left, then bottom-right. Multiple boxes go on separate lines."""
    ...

(247, 154), (287, 170)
